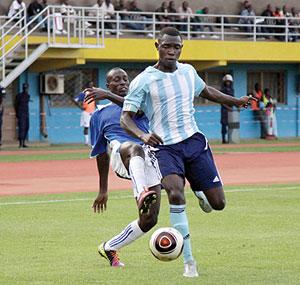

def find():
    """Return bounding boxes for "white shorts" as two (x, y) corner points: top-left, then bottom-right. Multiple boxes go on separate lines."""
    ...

(80, 111), (91, 128)
(109, 140), (162, 198)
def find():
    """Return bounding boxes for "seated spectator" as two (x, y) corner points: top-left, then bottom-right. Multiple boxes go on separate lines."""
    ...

(114, 0), (127, 20)
(238, 1), (255, 34)
(263, 88), (278, 139)
(89, 0), (115, 34)
(59, 0), (94, 35)
(178, 1), (194, 32)
(155, 2), (169, 29)
(195, 7), (219, 39)
(27, 0), (45, 29)
(124, 0), (153, 37)
(7, 0), (26, 19)
(273, 6), (284, 41)
(167, 1), (178, 26)
(261, 4), (275, 38)
(288, 7), (299, 42)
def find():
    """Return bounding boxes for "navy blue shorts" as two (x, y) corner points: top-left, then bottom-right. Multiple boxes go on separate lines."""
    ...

(155, 132), (223, 192)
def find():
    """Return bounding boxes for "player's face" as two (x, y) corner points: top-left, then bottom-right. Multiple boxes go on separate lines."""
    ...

(107, 70), (129, 97)
(156, 35), (183, 70)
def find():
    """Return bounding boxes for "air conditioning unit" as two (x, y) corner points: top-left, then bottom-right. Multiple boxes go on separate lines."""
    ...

(40, 74), (64, 94)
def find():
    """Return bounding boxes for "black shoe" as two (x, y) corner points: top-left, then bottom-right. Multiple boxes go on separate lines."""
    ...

(22, 144), (29, 148)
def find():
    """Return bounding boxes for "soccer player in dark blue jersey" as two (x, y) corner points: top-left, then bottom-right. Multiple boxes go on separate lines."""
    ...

(86, 68), (161, 267)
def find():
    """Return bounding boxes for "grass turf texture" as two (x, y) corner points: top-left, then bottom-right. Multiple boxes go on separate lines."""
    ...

(0, 184), (299, 285)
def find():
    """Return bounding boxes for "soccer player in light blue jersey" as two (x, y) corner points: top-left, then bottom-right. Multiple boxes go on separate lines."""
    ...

(85, 68), (161, 267)
(121, 27), (256, 277)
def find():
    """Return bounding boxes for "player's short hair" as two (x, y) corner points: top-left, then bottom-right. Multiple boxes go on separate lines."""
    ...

(106, 67), (127, 83)
(157, 27), (182, 41)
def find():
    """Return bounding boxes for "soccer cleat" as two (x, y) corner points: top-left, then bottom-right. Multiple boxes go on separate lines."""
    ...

(98, 242), (124, 267)
(194, 191), (213, 213)
(137, 188), (157, 215)
(183, 260), (199, 278)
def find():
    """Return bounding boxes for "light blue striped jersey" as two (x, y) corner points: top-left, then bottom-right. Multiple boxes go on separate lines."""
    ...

(123, 62), (206, 145)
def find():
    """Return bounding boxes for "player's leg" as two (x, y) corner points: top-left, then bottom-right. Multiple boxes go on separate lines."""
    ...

(99, 182), (161, 267)
(155, 145), (198, 277)
(185, 133), (226, 211)
(83, 127), (89, 145)
(119, 142), (157, 214)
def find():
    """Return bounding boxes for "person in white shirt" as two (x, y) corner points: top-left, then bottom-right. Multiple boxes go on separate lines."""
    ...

(8, 0), (26, 18)
(178, 1), (194, 31)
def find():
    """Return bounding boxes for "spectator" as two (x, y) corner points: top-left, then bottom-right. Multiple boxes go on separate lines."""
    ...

(15, 83), (30, 148)
(0, 86), (5, 148)
(261, 4), (275, 38)
(73, 81), (96, 145)
(155, 2), (169, 29)
(195, 7), (219, 39)
(167, 0), (178, 25)
(124, 0), (152, 37)
(27, 0), (45, 29)
(101, 0), (116, 33)
(288, 7), (299, 42)
(238, 1), (255, 34)
(114, 0), (127, 20)
(178, 1), (194, 32)
(273, 6), (284, 41)
(7, 0), (26, 18)
(220, 74), (234, 144)
(251, 83), (267, 139)
(41, 0), (47, 9)
(263, 88), (278, 139)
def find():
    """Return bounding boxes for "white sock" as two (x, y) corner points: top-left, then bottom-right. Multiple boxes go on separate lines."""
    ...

(129, 156), (147, 199)
(105, 220), (144, 251)
(84, 134), (89, 144)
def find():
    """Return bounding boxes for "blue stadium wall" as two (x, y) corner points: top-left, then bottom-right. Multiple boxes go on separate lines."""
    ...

(19, 62), (300, 144)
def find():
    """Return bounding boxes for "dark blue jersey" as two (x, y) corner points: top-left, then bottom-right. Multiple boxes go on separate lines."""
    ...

(90, 103), (149, 157)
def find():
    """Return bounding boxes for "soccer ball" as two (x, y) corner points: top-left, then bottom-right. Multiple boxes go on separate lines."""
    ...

(149, 227), (184, 262)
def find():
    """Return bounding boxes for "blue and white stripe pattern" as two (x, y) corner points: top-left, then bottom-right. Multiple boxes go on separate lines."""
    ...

(108, 224), (133, 249)
(123, 62), (206, 145)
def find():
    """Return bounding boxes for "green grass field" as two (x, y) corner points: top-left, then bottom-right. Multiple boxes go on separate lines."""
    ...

(1, 184), (299, 285)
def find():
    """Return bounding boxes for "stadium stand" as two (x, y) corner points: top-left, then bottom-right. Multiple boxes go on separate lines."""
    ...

(1, 0), (300, 144)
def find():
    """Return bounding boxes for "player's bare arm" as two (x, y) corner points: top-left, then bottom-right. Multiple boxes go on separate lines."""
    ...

(93, 152), (110, 213)
(84, 88), (124, 107)
(201, 86), (256, 108)
(121, 111), (163, 146)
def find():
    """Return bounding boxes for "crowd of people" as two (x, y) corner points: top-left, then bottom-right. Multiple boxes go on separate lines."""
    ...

(4, 0), (300, 40)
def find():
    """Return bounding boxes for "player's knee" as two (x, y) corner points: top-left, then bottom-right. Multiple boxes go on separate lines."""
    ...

(119, 142), (144, 158)
(167, 189), (185, 205)
(212, 198), (226, 211)
(140, 215), (158, 232)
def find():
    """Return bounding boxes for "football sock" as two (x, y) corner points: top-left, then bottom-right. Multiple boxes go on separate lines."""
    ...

(170, 204), (194, 263)
(105, 220), (144, 251)
(129, 156), (147, 199)
(84, 134), (89, 144)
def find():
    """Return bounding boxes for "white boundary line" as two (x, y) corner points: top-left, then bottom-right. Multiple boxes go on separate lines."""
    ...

(0, 186), (299, 206)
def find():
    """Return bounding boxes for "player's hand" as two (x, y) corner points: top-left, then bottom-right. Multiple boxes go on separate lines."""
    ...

(140, 133), (163, 146)
(84, 88), (107, 104)
(92, 192), (108, 213)
(236, 95), (257, 109)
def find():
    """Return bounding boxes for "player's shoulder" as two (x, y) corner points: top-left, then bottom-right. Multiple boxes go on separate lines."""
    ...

(130, 66), (162, 88)
(177, 62), (197, 73)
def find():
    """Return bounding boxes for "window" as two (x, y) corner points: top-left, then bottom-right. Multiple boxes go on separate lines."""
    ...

(194, 71), (228, 105)
(247, 71), (286, 104)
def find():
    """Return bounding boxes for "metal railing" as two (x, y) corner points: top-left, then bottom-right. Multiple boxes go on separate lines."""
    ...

(0, 5), (105, 87)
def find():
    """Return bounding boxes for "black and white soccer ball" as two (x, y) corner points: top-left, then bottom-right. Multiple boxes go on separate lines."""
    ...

(149, 227), (184, 262)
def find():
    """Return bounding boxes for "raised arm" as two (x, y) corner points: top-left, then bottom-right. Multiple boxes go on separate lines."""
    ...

(201, 85), (255, 108)
(92, 152), (110, 213)
(84, 88), (124, 107)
